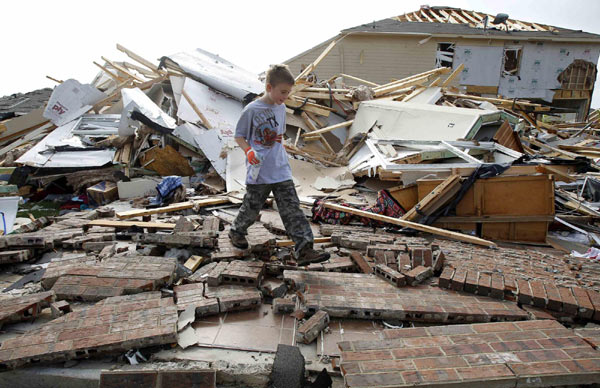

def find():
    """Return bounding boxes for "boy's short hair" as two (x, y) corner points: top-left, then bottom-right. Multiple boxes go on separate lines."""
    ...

(266, 64), (295, 87)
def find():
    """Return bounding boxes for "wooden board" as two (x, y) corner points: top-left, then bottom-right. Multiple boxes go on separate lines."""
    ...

(116, 198), (229, 220)
(323, 202), (497, 248)
(85, 220), (176, 230)
(417, 174), (554, 243)
(276, 237), (331, 247)
(493, 120), (524, 153)
(140, 145), (195, 176)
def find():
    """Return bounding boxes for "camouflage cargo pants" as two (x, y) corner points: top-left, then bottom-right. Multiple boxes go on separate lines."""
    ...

(232, 179), (314, 252)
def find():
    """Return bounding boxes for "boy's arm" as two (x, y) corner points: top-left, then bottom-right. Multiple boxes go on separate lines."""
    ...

(235, 136), (250, 151)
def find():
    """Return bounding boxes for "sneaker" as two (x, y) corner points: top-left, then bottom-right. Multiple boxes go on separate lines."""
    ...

(296, 247), (330, 266)
(228, 230), (249, 249)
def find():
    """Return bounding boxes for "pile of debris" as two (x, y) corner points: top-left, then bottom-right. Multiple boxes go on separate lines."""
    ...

(2, 40), (600, 387)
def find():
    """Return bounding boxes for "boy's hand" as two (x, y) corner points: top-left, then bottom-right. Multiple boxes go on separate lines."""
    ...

(245, 147), (260, 165)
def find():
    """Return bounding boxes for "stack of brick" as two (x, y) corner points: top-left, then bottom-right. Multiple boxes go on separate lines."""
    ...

(0, 291), (55, 327)
(212, 225), (275, 261)
(439, 266), (600, 321)
(43, 256), (177, 302)
(201, 260), (264, 287)
(296, 310), (330, 344)
(284, 270), (527, 323)
(131, 231), (216, 248)
(0, 292), (177, 369)
(99, 369), (216, 388)
(174, 282), (262, 317)
(339, 320), (600, 387)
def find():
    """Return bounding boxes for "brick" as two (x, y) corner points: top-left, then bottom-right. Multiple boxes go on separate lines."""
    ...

(341, 350), (394, 362)
(358, 359), (415, 372)
(0, 249), (33, 264)
(345, 372), (405, 387)
(159, 370), (216, 388)
(273, 298), (295, 314)
(397, 253), (411, 273)
(571, 286), (595, 319)
(544, 283), (563, 312)
(413, 356), (468, 369)
(464, 270), (479, 293)
(219, 260), (264, 287)
(99, 370), (158, 388)
(558, 286), (579, 315)
(373, 264), (406, 287)
(402, 369), (460, 384)
(456, 364), (514, 381)
(587, 290), (600, 322)
(516, 279), (533, 305)
(438, 267), (454, 289)
(296, 310), (330, 344)
(391, 347), (445, 359)
(405, 266), (433, 286)
(349, 251), (372, 274)
(409, 247), (432, 268)
(478, 273), (492, 296)
(432, 249), (445, 273)
(490, 274), (505, 299)
(529, 280), (547, 308)
(450, 268), (466, 291)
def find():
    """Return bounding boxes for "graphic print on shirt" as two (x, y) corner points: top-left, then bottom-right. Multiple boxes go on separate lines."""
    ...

(252, 109), (279, 148)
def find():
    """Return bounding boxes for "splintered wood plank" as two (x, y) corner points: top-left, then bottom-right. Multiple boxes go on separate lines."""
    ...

(441, 63), (465, 87)
(402, 175), (461, 221)
(116, 198), (229, 219)
(323, 202), (497, 248)
(182, 89), (212, 129)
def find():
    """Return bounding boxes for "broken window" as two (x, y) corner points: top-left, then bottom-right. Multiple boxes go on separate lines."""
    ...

(502, 47), (522, 76)
(436, 43), (455, 68)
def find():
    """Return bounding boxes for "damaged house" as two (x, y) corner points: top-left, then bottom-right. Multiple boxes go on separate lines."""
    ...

(285, 5), (600, 119)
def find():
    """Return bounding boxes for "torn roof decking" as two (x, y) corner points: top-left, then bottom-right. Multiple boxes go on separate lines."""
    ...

(339, 319), (600, 387)
(284, 271), (528, 323)
(342, 9), (600, 42)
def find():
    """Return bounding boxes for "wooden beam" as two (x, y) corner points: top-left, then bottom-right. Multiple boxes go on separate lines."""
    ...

(323, 202), (497, 248)
(285, 98), (332, 117)
(100, 56), (144, 83)
(116, 43), (163, 74)
(300, 112), (335, 154)
(340, 73), (379, 87)
(116, 198), (229, 220)
(46, 76), (63, 84)
(301, 120), (353, 138)
(296, 39), (338, 81)
(535, 164), (576, 183)
(182, 89), (212, 129)
(93, 61), (126, 83)
(373, 74), (433, 97)
(402, 175), (461, 221)
(441, 63), (464, 87)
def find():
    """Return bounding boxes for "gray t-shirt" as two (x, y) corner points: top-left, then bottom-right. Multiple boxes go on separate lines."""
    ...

(235, 100), (292, 184)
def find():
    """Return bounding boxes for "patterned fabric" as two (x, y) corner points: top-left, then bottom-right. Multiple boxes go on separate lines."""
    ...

(232, 180), (314, 251)
(150, 176), (183, 206)
(311, 190), (405, 227)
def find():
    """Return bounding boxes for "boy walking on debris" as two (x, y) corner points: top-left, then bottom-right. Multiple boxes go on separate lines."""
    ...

(228, 64), (330, 265)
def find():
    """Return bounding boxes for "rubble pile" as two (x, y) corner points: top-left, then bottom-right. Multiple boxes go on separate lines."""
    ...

(1, 40), (600, 387)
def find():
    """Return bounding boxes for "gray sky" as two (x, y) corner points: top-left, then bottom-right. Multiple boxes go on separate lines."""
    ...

(3, 0), (600, 108)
